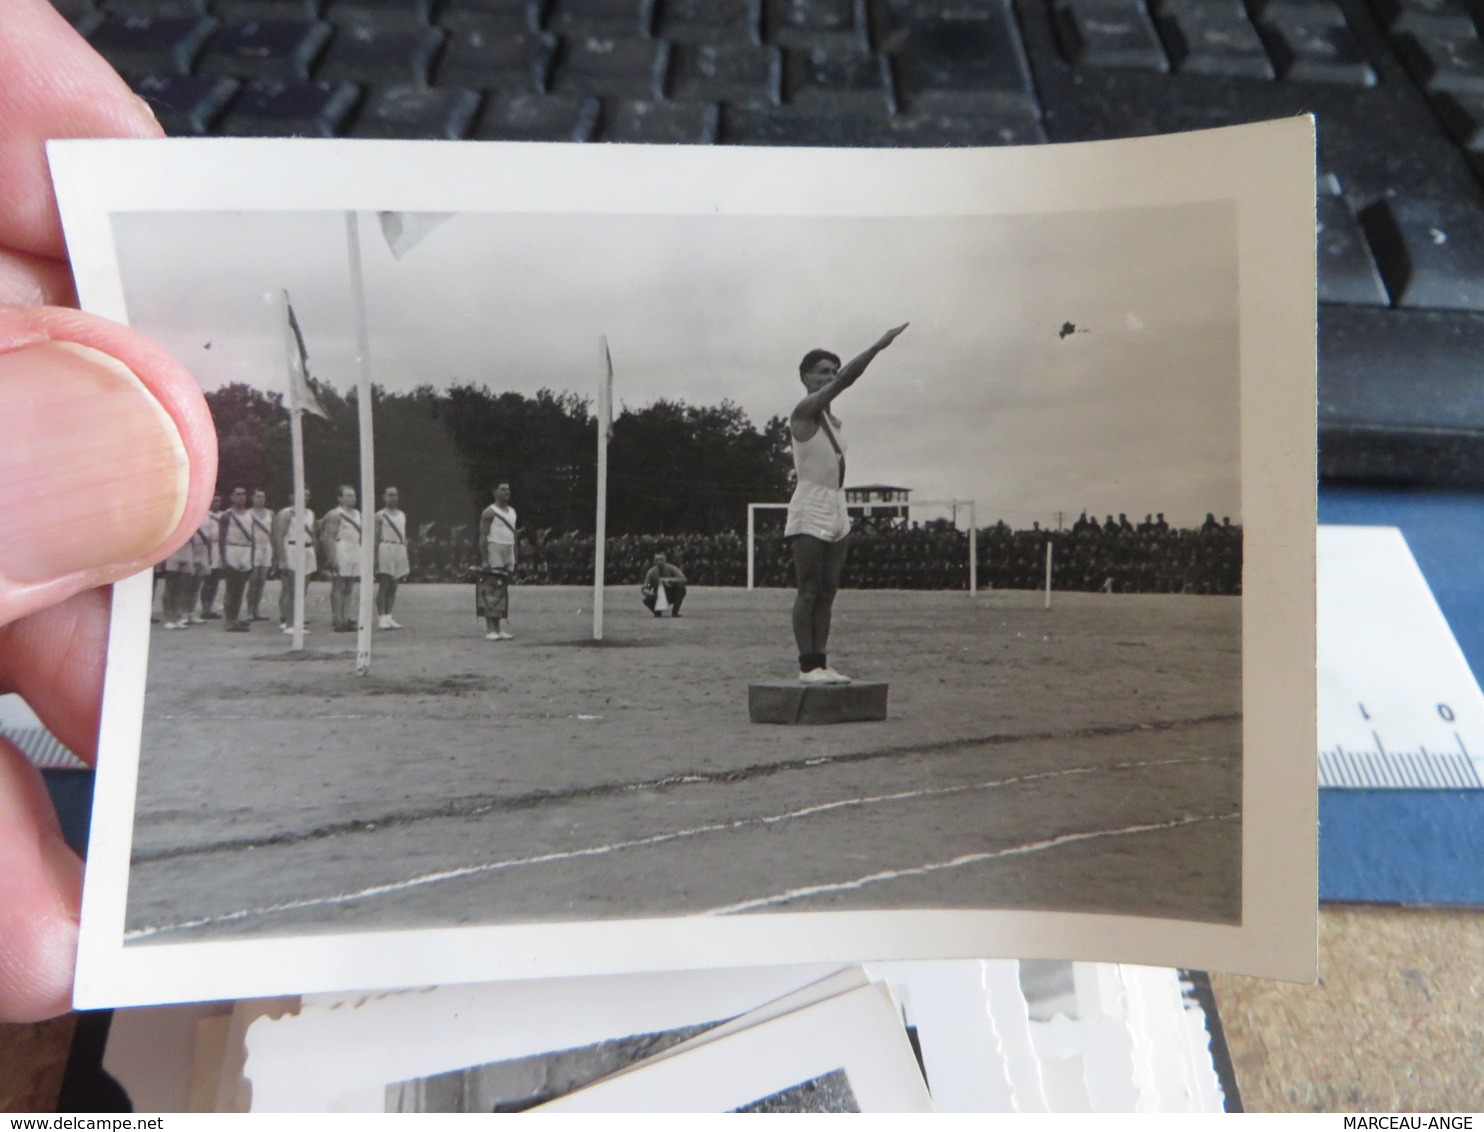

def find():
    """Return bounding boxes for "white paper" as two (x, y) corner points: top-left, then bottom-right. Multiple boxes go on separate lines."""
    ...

(54, 126), (1317, 1008)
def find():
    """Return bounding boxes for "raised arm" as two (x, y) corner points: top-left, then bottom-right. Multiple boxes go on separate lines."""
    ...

(791, 323), (908, 428)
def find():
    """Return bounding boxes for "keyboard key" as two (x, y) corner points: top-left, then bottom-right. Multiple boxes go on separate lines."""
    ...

(1257, 2), (1376, 84)
(438, 23), (550, 89)
(1317, 194), (1389, 305)
(1432, 89), (1484, 148)
(320, 0), (431, 27)
(1054, 0), (1170, 71)
(471, 91), (600, 137)
(550, 35), (668, 97)
(543, 0), (650, 37)
(100, 0), (207, 14)
(131, 73), (240, 134)
(214, 0), (321, 17)
(670, 41), (780, 105)
(1155, 4), (1274, 78)
(1360, 197), (1484, 310)
(1370, 0), (1472, 26)
(887, 7), (1039, 118)
(720, 104), (896, 143)
(219, 77), (360, 134)
(655, 0), (756, 43)
(50, 0), (99, 23)
(882, 112), (1048, 146)
(199, 19), (331, 80)
(600, 98), (717, 140)
(348, 84), (482, 135)
(764, 0), (860, 49)
(438, 0), (536, 31)
(783, 42), (887, 111)
(1396, 27), (1484, 95)
(87, 14), (216, 75)
(316, 23), (444, 84)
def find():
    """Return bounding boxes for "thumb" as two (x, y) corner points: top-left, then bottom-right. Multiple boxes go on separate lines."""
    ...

(0, 306), (216, 628)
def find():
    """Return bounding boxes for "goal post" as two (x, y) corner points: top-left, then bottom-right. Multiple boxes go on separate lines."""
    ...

(746, 499), (978, 592)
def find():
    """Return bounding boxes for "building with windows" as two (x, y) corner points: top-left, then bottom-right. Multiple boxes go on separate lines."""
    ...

(846, 484), (912, 526)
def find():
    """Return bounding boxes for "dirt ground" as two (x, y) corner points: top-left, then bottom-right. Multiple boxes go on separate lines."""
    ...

(124, 583), (1241, 941)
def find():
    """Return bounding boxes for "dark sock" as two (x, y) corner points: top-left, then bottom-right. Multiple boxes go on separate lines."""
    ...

(799, 652), (824, 672)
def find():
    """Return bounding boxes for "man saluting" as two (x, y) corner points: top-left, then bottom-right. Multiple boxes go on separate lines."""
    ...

(785, 323), (907, 685)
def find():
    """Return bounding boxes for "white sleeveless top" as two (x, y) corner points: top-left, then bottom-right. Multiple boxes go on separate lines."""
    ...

(785, 415), (850, 541)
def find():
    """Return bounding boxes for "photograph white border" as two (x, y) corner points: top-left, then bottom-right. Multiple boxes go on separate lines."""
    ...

(53, 124), (1317, 1008)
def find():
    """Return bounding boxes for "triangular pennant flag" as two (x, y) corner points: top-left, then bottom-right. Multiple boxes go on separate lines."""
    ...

(377, 211), (454, 260)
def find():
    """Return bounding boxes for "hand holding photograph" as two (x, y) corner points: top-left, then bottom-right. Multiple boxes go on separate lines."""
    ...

(52, 120), (1317, 1008)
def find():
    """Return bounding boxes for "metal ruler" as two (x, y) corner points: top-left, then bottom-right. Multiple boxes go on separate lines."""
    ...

(1318, 526), (1484, 789)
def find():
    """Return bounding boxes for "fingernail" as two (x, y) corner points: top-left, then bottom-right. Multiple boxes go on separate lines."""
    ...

(0, 341), (188, 584)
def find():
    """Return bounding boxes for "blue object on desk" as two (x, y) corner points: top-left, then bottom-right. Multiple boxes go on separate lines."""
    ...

(1318, 486), (1484, 905)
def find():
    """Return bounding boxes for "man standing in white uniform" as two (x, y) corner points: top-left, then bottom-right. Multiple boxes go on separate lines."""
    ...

(321, 484), (362, 633)
(273, 487), (316, 633)
(478, 482), (517, 640)
(375, 486), (410, 630)
(245, 487), (275, 623)
(218, 486), (255, 633)
(786, 324), (907, 684)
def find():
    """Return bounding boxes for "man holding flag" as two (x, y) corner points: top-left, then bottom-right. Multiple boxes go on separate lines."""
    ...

(273, 486), (316, 633)
(280, 292), (330, 648)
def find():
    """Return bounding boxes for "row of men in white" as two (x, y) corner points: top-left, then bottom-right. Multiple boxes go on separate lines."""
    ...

(158, 485), (410, 634)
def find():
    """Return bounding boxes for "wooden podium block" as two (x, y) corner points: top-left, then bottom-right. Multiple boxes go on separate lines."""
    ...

(748, 681), (888, 725)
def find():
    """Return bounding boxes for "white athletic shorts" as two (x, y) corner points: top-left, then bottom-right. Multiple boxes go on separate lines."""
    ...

(784, 482), (850, 542)
(487, 542), (515, 570)
(377, 543), (410, 579)
(335, 542), (361, 578)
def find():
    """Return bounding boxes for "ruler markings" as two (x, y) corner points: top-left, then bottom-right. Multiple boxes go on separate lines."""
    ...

(1318, 743), (1482, 788)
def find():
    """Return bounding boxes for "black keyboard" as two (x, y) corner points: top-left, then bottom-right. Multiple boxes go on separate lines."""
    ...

(57, 0), (1484, 487)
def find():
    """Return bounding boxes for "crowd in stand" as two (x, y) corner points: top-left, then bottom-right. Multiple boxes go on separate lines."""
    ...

(375, 512), (1242, 596)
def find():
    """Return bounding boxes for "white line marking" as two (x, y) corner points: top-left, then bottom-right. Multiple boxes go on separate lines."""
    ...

(701, 811), (1243, 916)
(124, 753), (1231, 941)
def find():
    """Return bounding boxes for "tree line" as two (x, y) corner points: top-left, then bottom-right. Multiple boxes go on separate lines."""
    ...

(208, 381), (794, 536)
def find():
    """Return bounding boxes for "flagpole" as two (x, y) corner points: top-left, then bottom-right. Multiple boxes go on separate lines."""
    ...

(279, 290), (308, 652)
(594, 338), (613, 641)
(347, 211), (376, 675)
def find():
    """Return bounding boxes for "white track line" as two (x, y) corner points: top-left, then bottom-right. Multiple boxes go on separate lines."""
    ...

(124, 754), (1230, 941)
(701, 811), (1243, 916)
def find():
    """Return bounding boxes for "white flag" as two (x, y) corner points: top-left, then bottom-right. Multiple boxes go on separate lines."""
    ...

(284, 293), (329, 420)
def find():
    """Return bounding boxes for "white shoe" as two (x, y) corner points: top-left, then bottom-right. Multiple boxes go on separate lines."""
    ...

(386, 617), (403, 630)
(187, 616), (205, 625)
(497, 630), (514, 640)
(485, 631), (502, 640)
(821, 666), (852, 684)
(161, 621), (181, 630)
(377, 615), (392, 630)
(798, 667), (835, 685)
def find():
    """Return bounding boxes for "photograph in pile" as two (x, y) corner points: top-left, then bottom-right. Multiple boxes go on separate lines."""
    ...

(111, 196), (1247, 947)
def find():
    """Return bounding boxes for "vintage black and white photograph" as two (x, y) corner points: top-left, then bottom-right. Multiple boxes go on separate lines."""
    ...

(56, 130), (1316, 1006)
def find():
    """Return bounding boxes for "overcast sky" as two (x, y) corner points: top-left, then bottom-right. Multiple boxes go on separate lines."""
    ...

(113, 203), (1241, 527)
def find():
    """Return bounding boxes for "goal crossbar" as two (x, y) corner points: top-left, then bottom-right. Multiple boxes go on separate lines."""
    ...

(746, 499), (978, 592)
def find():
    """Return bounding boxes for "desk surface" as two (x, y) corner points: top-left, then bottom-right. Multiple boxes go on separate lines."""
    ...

(2, 906), (1479, 1113)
